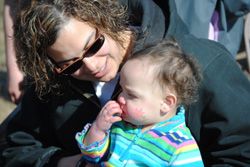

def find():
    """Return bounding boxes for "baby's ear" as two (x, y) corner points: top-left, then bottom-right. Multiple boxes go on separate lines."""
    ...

(160, 94), (177, 114)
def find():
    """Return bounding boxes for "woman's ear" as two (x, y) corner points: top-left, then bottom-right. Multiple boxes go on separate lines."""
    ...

(160, 93), (177, 114)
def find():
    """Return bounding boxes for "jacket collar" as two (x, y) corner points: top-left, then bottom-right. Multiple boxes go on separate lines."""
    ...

(68, 77), (122, 108)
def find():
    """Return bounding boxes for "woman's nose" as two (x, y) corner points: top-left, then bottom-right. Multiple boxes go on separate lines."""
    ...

(82, 57), (97, 72)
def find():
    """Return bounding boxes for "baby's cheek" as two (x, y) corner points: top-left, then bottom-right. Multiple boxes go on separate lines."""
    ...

(131, 107), (145, 119)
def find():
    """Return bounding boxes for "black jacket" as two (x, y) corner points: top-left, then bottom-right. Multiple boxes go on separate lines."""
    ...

(1, 0), (250, 166)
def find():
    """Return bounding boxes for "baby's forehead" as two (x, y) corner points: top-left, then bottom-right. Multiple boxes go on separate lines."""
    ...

(126, 56), (152, 66)
(123, 58), (152, 72)
(121, 58), (156, 81)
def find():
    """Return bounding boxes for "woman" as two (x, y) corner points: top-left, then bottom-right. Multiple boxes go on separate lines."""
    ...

(1, 0), (250, 166)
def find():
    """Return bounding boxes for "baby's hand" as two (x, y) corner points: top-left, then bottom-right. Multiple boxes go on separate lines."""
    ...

(93, 101), (123, 132)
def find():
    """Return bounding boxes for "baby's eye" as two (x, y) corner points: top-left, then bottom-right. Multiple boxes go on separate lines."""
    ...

(127, 93), (137, 99)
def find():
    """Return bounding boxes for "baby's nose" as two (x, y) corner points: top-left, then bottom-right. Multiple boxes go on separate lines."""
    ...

(117, 94), (126, 105)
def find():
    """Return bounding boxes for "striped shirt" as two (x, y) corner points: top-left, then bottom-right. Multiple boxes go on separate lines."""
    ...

(75, 106), (204, 166)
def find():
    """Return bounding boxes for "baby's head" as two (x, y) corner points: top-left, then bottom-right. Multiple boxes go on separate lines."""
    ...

(118, 39), (202, 126)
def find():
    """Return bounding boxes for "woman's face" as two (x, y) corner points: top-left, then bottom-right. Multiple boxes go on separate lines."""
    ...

(48, 18), (127, 82)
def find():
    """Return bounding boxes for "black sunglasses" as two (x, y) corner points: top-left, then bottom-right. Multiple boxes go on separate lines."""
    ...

(53, 33), (105, 75)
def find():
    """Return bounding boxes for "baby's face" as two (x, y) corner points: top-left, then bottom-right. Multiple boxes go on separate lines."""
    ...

(118, 59), (165, 127)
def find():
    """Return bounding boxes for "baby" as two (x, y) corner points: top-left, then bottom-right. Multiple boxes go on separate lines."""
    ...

(76, 39), (204, 166)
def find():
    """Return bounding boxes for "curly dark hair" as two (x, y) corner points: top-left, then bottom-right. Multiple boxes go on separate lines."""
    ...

(14, 0), (130, 98)
(131, 39), (202, 106)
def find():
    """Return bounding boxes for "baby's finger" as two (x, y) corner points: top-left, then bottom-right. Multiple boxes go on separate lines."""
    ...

(106, 101), (120, 108)
(108, 107), (122, 117)
(110, 115), (122, 123)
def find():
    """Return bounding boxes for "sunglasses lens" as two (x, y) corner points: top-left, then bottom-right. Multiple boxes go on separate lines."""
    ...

(57, 35), (105, 75)
(62, 60), (83, 75)
(85, 36), (105, 57)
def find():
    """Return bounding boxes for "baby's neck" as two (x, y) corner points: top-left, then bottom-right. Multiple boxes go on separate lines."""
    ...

(141, 124), (155, 133)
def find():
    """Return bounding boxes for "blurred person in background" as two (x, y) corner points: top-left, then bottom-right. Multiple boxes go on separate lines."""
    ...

(175, 0), (250, 57)
(4, 0), (24, 104)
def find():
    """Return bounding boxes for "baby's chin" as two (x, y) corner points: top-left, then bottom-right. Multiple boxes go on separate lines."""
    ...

(123, 120), (142, 128)
(123, 118), (143, 126)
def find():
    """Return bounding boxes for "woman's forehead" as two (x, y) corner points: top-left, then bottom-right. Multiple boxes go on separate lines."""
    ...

(48, 18), (96, 61)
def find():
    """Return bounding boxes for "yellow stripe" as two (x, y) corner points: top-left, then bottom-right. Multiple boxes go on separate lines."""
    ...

(175, 144), (199, 154)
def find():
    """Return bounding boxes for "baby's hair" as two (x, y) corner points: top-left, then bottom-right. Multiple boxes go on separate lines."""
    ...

(130, 38), (202, 105)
